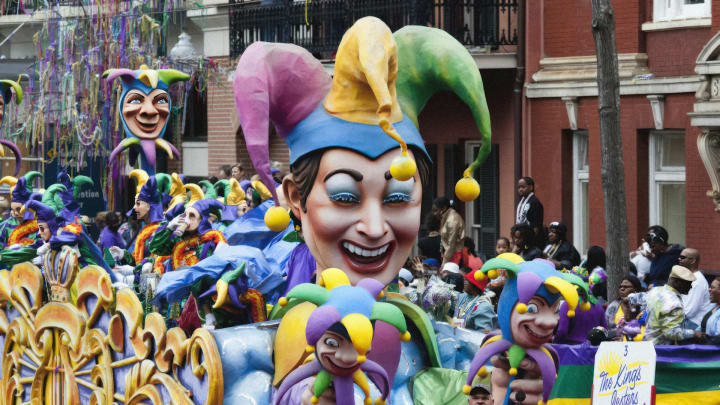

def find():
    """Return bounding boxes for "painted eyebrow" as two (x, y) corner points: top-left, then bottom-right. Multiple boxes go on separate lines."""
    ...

(324, 168), (363, 182)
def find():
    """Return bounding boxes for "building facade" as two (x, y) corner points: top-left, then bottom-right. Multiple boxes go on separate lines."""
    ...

(525, 0), (720, 268)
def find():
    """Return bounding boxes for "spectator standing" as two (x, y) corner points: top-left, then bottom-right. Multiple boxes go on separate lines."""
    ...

(231, 164), (246, 182)
(511, 223), (542, 261)
(644, 266), (704, 345)
(453, 269), (496, 332)
(605, 275), (643, 329)
(432, 197), (465, 266)
(495, 237), (510, 256)
(645, 227), (683, 287)
(217, 165), (232, 180)
(699, 277), (720, 344)
(543, 221), (581, 270)
(467, 384), (493, 405)
(417, 212), (442, 263)
(515, 176), (544, 247)
(679, 248), (714, 327)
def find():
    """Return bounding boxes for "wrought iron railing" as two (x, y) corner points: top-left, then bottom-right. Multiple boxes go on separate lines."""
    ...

(0, 0), (81, 16)
(229, 0), (519, 58)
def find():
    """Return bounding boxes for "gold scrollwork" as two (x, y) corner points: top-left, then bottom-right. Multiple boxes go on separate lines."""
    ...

(0, 257), (224, 405)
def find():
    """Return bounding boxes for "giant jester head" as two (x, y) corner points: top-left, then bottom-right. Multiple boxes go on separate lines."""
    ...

(0, 80), (23, 176)
(103, 65), (189, 170)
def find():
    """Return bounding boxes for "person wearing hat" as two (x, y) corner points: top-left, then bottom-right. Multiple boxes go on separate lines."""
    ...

(0, 171), (42, 251)
(467, 383), (493, 405)
(645, 225), (683, 287)
(441, 261), (465, 293)
(453, 268), (495, 332)
(0, 184), (66, 268)
(148, 197), (227, 272)
(103, 65), (189, 174)
(644, 265), (705, 345)
(124, 170), (166, 273)
(542, 221), (580, 270)
(55, 168), (94, 222)
(211, 178), (248, 231)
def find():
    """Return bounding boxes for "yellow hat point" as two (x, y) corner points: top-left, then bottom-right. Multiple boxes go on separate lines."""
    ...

(462, 385), (472, 395)
(400, 331), (411, 342)
(538, 401), (545, 405)
(581, 301), (591, 312)
(364, 398), (372, 405)
(305, 345), (315, 353)
(389, 153), (417, 181)
(477, 366), (488, 378)
(567, 309), (576, 318)
(265, 206), (290, 232)
(375, 399), (386, 405)
(509, 367), (518, 376)
(310, 395), (319, 404)
(357, 354), (367, 363)
(515, 303), (528, 314)
(633, 334), (642, 341)
(455, 176), (480, 202)
(377, 290), (385, 300)
(278, 297), (288, 307)
(488, 269), (499, 279)
(474, 271), (485, 281)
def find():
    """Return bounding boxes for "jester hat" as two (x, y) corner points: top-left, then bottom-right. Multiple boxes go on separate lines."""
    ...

(464, 258), (579, 404)
(128, 170), (164, 223)
(275, 268), (410, 405)
(561, 271), (596, 312)
(103, 65), (189, 171)
(5, 171), (42, 205)
(0, 80), (23, 176)
(214, 178), (246, 222)
(23, 184), (67, 235)
(187, 198), (224, 235)
(234, 17), (492, 230)
(56, 168), (94, 217)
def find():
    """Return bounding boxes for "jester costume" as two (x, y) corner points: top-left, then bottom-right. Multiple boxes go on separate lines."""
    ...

(148, 198), (227, 273)
(0, 172), (42, 252)
(0, 79), (24, 176)
(125, 170), (166, 270)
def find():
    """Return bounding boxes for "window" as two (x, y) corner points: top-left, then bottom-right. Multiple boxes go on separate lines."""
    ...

(654, 0), (711, 22)
(572, 131), (589, 256)
(464, 141), (499, 259)
(649, 131), (686, 246)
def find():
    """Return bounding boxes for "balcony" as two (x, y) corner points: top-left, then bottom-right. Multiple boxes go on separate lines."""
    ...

(0, 0), (80, 16)
(229, 0), (519, 59)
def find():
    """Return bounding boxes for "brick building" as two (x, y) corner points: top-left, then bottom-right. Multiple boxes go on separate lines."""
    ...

(525, 0), (720, 268)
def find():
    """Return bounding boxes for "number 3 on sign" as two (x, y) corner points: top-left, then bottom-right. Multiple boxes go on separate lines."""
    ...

(624, 344), (628, 357)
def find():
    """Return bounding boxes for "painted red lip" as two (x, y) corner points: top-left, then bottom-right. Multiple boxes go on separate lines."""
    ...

(135, 119), (159, 132)
(321, 354), (359, 376)
(339, 240), (394, 275)
(522, 323), (553, 344)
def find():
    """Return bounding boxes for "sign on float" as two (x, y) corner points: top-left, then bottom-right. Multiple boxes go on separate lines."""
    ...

(592, 342), (656, 405)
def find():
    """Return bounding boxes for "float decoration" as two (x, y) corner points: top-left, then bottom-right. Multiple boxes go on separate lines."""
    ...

(465, 258), (580, 405)
(274, 268), (410, 405)
(104, 65), (190, 175)
(0, 246), (224, 405)
(0, 80), (23, 176)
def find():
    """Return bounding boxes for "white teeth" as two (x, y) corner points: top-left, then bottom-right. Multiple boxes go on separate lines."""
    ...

(343, 242), (390, 257)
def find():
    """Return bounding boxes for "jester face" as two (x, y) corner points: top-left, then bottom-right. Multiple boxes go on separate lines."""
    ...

(133, 199), (151, 221)
(316, 329), (361, 377)
(509, 295), (562, 348)
(122, 89), (170, 140)
(185, 206), (201, 233)
(37, 222), (52, 242)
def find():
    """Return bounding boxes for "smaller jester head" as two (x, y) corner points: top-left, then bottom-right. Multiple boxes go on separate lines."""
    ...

(275, 268), (410, 405)
(464, 258), (580, 404)
(103, 65), (189, 168)
(24, 184), (68, 241)
(128, 170), (164, 223)
(0, 79), (22, 128)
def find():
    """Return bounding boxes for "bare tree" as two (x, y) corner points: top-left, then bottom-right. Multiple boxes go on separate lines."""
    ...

(591, 0), (629, 302)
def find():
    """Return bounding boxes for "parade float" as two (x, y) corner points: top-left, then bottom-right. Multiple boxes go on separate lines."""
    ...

(0, 2), (717, 405)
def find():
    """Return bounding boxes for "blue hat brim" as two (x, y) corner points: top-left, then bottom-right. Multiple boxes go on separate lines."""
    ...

(286, 103), (430, 165)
